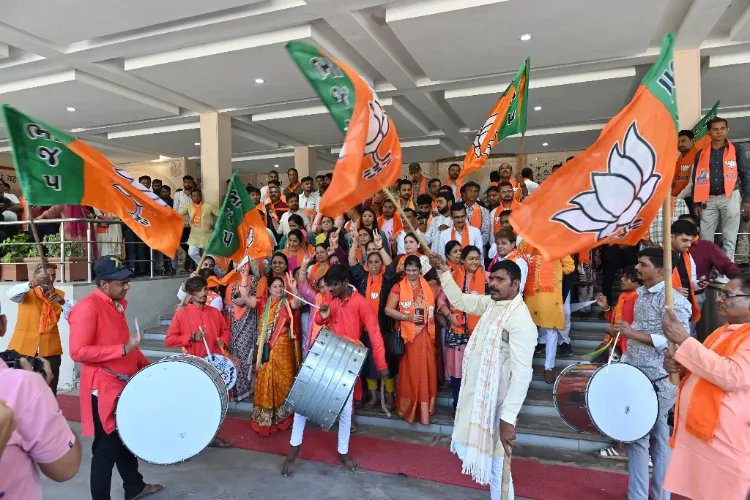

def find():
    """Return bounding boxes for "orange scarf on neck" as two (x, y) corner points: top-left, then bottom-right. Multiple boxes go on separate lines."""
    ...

(500, 198), (521, 212)
(287, 181), (300, 193)
(447, 259), (460, 275)
(414, 176), (427, 196)
(309, 262), (330, 291)
(451, 224), (470, 248)
(34, 287), (59, 334)
(693, 140), (738, 202)
(283, 245), (308, 266)
(397, 276), (435, 343)
(366, 270), (384, 314)
(466, 202), (482, 230)
(670, 322), (750, 447)
(191, 202), (203, 227)
(608, 290), (637, 353)
(522, 243), (557, 296)
(452, 266), (486, 334)
(378, 215), (403, 236)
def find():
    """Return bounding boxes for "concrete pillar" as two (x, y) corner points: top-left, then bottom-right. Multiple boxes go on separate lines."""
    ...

(294, 146), (317, 180)
(200, 112), (232, 206)
(674, 49), (702, 129)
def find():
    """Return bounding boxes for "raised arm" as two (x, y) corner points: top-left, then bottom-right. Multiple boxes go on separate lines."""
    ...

(236, 264), (258, 309)
(429, 254), (492, 316)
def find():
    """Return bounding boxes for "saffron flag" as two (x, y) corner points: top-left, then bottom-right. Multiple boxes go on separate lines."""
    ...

(510, 33), (678, 262)
(286, 41), (402, 216)
(458, 57), (530, 183)
(204, 173), (273, 263)
(1, 104), (184, 256)
(672, 100), (719, 196)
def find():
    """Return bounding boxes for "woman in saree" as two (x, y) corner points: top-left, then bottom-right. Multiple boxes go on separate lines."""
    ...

(37, 205), (98, 259)
(282, 228), (311, 273)
(225, 263), (260, 401)
(395, 232), (431, 273)
(256, 252), (289, 298)
(349, 229), (397, 410)
(385, 255), (438, 425)
(238, 270), (302, 436)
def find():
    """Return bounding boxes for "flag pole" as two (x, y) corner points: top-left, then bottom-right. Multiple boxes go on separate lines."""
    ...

(177, 254), (207, 308)
(662, 196), (680, 385)
(383, 188), (433, 256)
(26, 206), (51, 289)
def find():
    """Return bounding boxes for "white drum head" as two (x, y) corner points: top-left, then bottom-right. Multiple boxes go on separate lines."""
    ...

(587, 363), (659, 442)
(117, 360), (223, 465)
(205, 354), (237, 390)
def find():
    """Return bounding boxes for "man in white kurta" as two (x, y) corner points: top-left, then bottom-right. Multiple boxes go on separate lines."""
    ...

(431, 255), (537, 500)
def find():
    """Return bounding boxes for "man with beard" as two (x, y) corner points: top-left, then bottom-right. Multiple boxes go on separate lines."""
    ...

(315, 174), (327, 195)
(260, 170), (280, 205)
(429, 254), (537, 498)
(672, 129), (695, 211)
(397, 179), (415, 210)
(425, 191), (454, 252)
(446, 163), (462, 200)
(428, 178), (442, 207)
(298, 176), (320, 218)
(151, 179), (163, 197)
(460, 182), (490, 247)
(497, 163), (528, 201)
(486, 185), (500, 213)
(279, 192), (311, 235)
(173, 175), (198, 271)
(281, 264), (388, 477)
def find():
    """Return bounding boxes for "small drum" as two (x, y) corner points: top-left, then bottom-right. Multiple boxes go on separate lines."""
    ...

(284, 328), (368, 430)
(205, 353), (237, 390)
(116, 355), (229, 465)
(553, 362), (658, 443)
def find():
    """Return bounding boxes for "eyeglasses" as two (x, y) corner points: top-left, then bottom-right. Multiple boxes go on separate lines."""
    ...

(718, 291), (750, 299)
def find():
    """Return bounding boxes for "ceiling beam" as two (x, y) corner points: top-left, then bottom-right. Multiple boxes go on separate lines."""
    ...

(385, 0), (509, 23)
(107, 122), (199, 139)
(675, 0), (733, 49)
(731, 4), (750, 41)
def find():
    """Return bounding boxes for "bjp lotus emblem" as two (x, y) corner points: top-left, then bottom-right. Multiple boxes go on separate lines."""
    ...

(361, 98), (394, 180)
(552, 122), (659, 240)
(473, 114), (497, 159)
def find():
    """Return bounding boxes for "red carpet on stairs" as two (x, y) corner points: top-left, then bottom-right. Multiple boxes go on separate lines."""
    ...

(58, 394), (684, 500)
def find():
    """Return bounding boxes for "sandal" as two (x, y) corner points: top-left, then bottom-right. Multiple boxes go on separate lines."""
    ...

(130, 484), (165, 500)
(209, 437), (234, 449)
(363, 390), (378, 410)
(596, 446), (627, 461)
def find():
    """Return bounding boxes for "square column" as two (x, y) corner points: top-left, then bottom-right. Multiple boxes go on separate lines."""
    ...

(200, 112), (232, 206)
(294, 147), (317, 180)
(674, 49), (702, 129)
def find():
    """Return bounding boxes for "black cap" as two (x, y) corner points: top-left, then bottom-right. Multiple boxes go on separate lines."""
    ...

(93, 255), (134, 281)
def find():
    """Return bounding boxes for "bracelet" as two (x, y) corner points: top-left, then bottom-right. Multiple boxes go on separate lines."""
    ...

(240, 285), (248, 288)
(603, 306), (611, 312)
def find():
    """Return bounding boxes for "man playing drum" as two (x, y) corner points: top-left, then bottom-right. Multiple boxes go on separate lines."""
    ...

(69, 256), (165, 500)
(611, 248), (691, 500)
(429, 254), (537, 499)
(281, 264), (389, 477)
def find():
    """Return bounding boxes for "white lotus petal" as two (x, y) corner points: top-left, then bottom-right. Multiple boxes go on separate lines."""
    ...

(608, 144), (643, 187)
(637, 175), (660, 204)
(591, 173), (636, 217)
(616, 199), (643, 225)
(570, 191), (617, 223)
(598, 222), (621, 239)
(623, 122), (656, 178)
(553, 208), (609, 233)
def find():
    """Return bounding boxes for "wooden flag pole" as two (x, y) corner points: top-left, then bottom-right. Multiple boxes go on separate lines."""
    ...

(662, 196), (680, 386)
(382, 188), (433, 256)
(177, 254), (207, 308)
(500, 449), (512, 500)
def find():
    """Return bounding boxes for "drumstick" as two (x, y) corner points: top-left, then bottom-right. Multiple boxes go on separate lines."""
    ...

(285, 289), (320, 308)
(500, 449), (512, 500)
(134, 318), (141, 340)
(200, 326), (211, 356)
(606, 330), (622, 374)
(380, 383), (391, 418)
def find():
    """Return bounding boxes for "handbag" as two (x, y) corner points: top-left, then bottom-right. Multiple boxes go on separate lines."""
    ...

(384, 329), (405, 357)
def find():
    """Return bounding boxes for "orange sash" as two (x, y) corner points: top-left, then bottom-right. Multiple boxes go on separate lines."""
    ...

(450, 224), (470, 248)
(447, 259), (460, 275)
(397, 277), (435, 344)
(672, 149), (697, 196)
(191, 202), (203, 228)
(365, 270), (384, 314)
(670, 322), (750, 447)
(286, 181), (300, 193)
(283, 246), (308, 266)
(693, 140), (738, 203)
(414, 176), (428, 197)
(466, 202), (482, 230)
(522, 243), (557, 296)
(671, 251), (701, 322)
(378, 215), (403, 236)
(452, 266), (486, 334)
(309, 262), (330, 291)
(492, 210), (503, 236)
(33, 287), (59, 335)
(400, 198), (416, 210)
(500, 198), (521, 212)
(509, 178), (523, 201)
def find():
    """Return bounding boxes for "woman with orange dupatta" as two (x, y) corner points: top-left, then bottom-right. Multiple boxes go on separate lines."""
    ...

(283, 229), (311, 273)
(308, 242), (333, 292)
(226, 263), (261, 401)
(359, 207), (391, 256)
(437, 245), (488, 414)
(256, 253), (289, 298)
(662, 275), (750, 500)
(385, 255), (438, 425)
(238, 271), (302, 436)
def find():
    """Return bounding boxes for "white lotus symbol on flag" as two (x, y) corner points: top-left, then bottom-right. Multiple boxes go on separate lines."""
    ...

(552, 121), (660, 240)
(473, 114), (497, 159)
(361, 98), (393, 180)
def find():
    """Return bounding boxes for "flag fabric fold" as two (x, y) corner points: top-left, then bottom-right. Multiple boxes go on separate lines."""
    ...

(286, 41), (402, 216)
(458, 57), (530, 183)
(510, 34), (678, 262)
(204, 173), (273, 263)
(1, 104), (184, 256)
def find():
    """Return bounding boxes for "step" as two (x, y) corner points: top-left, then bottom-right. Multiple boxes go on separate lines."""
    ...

(532, 344), (591, 369)
(139, 337), (181, 360)
(142, 325), (168, 340)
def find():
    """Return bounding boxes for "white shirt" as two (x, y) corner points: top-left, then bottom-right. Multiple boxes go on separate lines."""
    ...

(176, 287), (223, 312)
(173, 191), (192, 226)
(6, 282), (75, 320)
(524, 179), (539, 195)
(424, 213), (452, 251)
(396, 229), (426, 255)
(299, 191), (320, 213)
(279, 210), (311, 235)
(260, 186), (270, 206)
(437, 224), (484, 261)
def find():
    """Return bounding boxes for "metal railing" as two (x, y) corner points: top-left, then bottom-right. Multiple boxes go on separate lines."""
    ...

(0, 217), (184, 283)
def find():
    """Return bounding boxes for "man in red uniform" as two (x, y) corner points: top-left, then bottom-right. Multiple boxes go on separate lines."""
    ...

(281, 264), (388, 477)
(69, 256), (164, 500)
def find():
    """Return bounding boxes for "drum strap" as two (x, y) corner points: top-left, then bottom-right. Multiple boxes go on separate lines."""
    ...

(101, 366), (130, 382)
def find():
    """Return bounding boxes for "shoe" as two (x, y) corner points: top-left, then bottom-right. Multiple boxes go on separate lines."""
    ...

(544, 369), (555, 384)
(534, 343), (545, 355)
(559, 342), (573, 357)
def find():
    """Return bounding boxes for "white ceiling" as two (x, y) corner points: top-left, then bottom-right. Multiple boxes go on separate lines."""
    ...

(1, 0), (750, 174)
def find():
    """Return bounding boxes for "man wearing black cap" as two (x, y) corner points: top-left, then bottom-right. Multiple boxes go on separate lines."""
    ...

(69, 256), (165, 500)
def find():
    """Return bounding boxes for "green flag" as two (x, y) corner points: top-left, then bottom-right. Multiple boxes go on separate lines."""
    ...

(495, 57), (530, 143)
(692, 100), (720, 141)
(204, 173), (273, 262)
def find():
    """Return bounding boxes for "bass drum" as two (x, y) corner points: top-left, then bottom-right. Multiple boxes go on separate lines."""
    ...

(553, 362), (658, 443)
(284, 328), (368, 430)
(116, 355), (228, 465)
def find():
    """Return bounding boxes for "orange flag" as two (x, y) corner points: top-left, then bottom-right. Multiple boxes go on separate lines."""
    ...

(287, 42), (402, 216)
(510, 34), (678, 262)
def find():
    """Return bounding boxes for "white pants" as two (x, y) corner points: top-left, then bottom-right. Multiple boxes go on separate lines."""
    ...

(490, 453), (515, 500)
(187, 245), (202, 265)
(290, 392), (354, 454)
(700, 189), (741, 261)
(538, 294), (571, 370)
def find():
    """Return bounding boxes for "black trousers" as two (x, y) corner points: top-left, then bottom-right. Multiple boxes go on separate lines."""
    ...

(180, 226), (194, 270)
(45, 354), (62, 395)
(601, 244), (639, 304)
(91, 395), (145, 500)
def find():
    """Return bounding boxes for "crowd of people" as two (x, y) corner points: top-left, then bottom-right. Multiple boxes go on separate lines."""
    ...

(1, 116), (749, 499)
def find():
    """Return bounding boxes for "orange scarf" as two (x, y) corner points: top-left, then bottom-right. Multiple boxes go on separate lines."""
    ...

(492, 210), (503, 236)
(287, 181), (300, 193)
(608, 290), (637, 353)
(451, 224), (470, 248)
(191, 202), (203, 228)
(309, 293), (326, 345)
(672, 149), (698, 196)
(414, 176), (428, 196)
(466, 202), (482, 230)
(309, 262), (330, 291)
(499, 198), (521, 212)
(33, 287), (59, 334)
(447, 259), (460, 275)
(671, 251), (701, 322)
(397, 276), (435, 343)
(365, 270), (384, 314)
(399, 198), (416, 210)
(212, 256), (231, 274)
(670, 322), (750, 447)
(378, 215), (403, 236)
(693, 140), (738, 203)
(452, 266), (486, 334)
(522, 243), (557, 296)
(283, 245), (308, 266)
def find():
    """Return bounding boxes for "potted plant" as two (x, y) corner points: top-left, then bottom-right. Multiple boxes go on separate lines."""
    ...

(24, 233), (88, 282)
(1, 233), (32, 281)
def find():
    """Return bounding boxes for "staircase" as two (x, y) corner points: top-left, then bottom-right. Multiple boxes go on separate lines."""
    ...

(139, 311), (615, 455)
